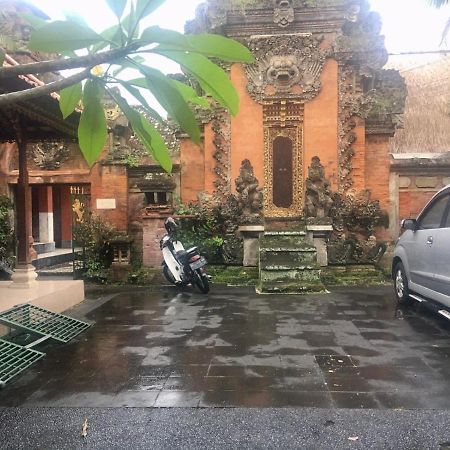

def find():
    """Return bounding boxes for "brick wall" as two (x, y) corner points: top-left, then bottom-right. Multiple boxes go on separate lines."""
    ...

(90, 164), (128, 231)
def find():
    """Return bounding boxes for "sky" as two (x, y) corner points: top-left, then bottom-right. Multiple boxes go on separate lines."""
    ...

(26, 0), (450, 55)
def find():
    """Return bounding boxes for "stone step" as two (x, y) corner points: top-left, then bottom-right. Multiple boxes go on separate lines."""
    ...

(256, 280), (326, 294)
(262, 265), (318, 271)
(263, 231), (306, 237)
(260, 268), (322, 284)
(260, 235), (314, 249)
(260, 249), (317, 267)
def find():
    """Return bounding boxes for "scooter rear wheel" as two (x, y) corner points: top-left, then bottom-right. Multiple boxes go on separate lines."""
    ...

(163, 264), (177, 285)
(194, 269), (210, 294)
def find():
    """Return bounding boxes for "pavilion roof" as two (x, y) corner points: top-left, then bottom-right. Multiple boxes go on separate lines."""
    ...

(0, 54), (80, 143)
(388, 54), (450, 154)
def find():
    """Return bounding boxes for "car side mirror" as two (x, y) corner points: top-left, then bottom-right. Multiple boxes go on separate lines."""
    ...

(401, 218), (417, 231)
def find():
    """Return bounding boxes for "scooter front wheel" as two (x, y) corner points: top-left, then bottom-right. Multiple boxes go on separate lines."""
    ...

(193, 269), (210, 294)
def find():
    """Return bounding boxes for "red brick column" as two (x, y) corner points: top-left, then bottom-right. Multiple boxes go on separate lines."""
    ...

(142, 214), (169, 267)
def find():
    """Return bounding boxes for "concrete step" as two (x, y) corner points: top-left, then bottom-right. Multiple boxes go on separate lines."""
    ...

(33, 242), (56, 255)
(37, 262), (74, 277)
(33, 249), (76, 270)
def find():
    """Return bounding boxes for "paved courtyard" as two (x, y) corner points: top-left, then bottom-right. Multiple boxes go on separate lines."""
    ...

(1, 285), (450, 409)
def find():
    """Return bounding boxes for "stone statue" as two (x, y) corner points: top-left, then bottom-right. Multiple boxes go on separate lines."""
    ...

(235, 159), (263, 223)
(304, 156), (333, 219)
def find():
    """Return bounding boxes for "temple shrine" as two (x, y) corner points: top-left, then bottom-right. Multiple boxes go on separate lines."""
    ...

(2, 0), (450, 292)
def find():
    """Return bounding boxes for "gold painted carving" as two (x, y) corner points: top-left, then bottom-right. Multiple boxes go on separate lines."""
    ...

(263, 102), (304, 218)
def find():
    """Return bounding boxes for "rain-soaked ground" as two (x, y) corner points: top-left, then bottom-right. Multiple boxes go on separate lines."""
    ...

(1, 285), (450, 409)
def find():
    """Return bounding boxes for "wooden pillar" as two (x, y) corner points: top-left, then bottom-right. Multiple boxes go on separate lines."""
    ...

(10, 117), (37, 287)
(16, 126), (32, 265)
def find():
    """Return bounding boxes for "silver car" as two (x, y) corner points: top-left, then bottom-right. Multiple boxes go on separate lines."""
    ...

(392, 185), (450, 314)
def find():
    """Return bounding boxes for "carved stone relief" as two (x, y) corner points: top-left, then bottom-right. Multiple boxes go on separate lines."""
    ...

(273, 0), (294, 27)
(245, 34), (326, 103)
(212, 109), (232, 201)
(334, 10), (388, 74)
(337, 65), (374, 192)
(30, 142), (70, 170)
(304, 156), (333, 219)
(0, 4), (33, 52)
(327, 188), (389, 264)
(235, 159), (263, 224)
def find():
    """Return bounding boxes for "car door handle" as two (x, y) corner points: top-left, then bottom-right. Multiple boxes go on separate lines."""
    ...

(426, 236), (433, 246)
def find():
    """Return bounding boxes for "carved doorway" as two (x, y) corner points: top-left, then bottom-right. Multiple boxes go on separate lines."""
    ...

(263, 103), (304, 218)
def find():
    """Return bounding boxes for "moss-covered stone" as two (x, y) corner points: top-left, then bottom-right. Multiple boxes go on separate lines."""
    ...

(207, 265), (259, 286)
(321, 265), (389, 286)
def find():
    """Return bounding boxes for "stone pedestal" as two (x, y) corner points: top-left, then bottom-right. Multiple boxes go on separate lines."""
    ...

(306, 225), (333, 267)
(9, 264), (38, 289)
(238, 225), (264, 267)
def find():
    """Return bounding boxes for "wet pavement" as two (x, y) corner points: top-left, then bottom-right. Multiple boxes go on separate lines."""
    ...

(1, 285), (450, 409)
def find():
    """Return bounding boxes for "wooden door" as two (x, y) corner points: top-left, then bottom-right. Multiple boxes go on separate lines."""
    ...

(272, 136), (293, 208)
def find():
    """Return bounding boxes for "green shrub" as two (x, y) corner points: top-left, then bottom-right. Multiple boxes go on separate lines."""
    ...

(72, 213), (123, 279)
(174, 202), (226, 264)
(0, 195), (15, 262)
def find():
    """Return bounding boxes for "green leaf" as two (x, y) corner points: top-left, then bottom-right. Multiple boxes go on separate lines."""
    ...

(106, 0), (127, 19)
(154, 50), (239, 115)
(135, 0), (165, 21)
(0, 48), (4, 66)
(116, 79), (164, 122)
(19, 13), (48, 30)
(187, 34), (254, 63)
(78, 97), (108, 167)
(112, 55), (145, 76)
(28, 21), (105, 52)
(139, 25), (183, 46)
(110, 91), (172, 172)
(139, 116), (172, 173)
(122, 3), (138, 40)
(137, 65), (201, 142)
(59, 82), (82, 119)
(140, 27), (254, 63)
(83, 79), (104, 106)
(92, 24), (125, 52)
(171, 79), (210, 108)
(63, 11), (89, 28)
(129, 73), (208, 110)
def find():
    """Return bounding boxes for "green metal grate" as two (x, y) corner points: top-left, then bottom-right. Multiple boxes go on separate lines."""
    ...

(0, 339), (44, 387)
(0, 304), (91, 343)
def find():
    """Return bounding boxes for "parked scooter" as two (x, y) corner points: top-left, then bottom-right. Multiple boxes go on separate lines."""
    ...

(160, 217), (210, 294)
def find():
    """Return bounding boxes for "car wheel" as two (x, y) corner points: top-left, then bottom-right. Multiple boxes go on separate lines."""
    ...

(394, 262), (410, 304)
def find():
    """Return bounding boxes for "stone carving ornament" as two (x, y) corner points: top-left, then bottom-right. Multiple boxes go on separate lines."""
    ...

(245, 34), (326, 103)
(273, 0), (294, 27)
(31, 142), (70, 170)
